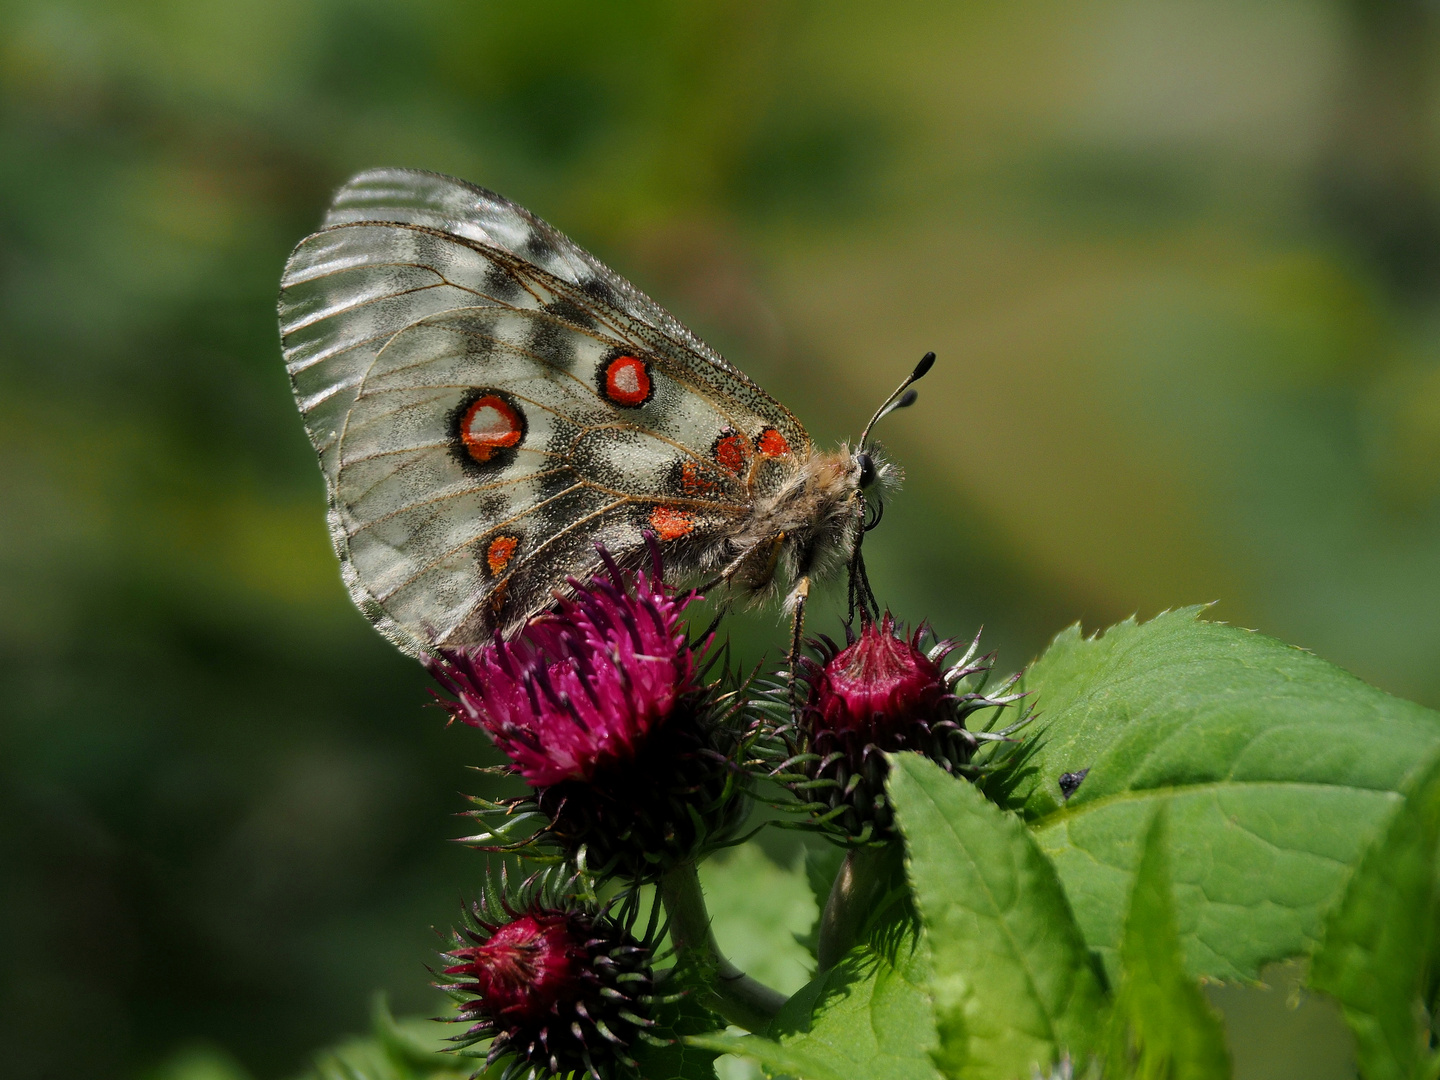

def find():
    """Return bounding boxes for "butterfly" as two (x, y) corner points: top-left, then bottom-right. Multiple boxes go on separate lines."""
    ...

(278, 168), (930, 657)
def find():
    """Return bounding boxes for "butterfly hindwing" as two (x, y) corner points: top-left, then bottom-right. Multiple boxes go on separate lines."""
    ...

(337, 308), (741, 645)
(280, 170), (809, 652)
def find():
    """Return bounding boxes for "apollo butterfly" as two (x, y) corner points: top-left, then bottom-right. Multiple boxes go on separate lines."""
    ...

(278, 169), (930, 656)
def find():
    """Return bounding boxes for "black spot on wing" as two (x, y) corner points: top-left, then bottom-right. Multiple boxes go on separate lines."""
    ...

(447, 388), (528, 476)
(522, 229), (561, 264)
(480, 263), (525, 303)
(472, 486), (513, 523)
(568, 427), (651, 492)
(533, 464), (586, 508)
(526, 317), (583, 370)
(542, 296), (597, 330)
(577, 276), (621, 307)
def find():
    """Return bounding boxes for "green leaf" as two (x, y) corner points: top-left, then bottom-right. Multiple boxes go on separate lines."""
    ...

(629, 1014), (725, 1080)
(888, 752), (1108, 1080)
(629, 960), (728, 1080)
(686, 1032), (847, 1080)
(297, 998), (480, 1080)
(1309, 749), (1440, 1080)
(766, 868), (944, 1080)
(1106, 808), (1230, 1080)
(1008, 609), (1440, 982)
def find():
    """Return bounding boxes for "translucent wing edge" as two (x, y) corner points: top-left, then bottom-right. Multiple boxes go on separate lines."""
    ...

(322, 167), (742, 376)
(327, 500), (431, 658)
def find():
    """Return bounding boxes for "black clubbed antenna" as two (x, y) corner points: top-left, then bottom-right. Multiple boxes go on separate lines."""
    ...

(859, 351), (934, 451)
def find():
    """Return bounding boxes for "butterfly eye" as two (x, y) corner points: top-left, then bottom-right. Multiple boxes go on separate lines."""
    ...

(856, 452), (876, 489)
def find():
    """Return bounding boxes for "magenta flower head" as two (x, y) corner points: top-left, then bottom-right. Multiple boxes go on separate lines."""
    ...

(427, 544), (751, 879)
(429, 550), (696, 788)
(440, 875), (668, 1080)
(814, 613), (949, 740)
(762, 613), (1029, 844)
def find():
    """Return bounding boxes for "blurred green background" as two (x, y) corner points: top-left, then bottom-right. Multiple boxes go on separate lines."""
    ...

(3, 0), (1437, 1076)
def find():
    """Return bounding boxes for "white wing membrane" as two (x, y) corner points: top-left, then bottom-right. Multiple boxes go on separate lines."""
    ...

(282, 222), (548, 480)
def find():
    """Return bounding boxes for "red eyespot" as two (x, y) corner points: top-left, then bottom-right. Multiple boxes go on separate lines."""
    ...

(679, 461), (718, 495)
(756, 428), (790, 458)
(712, 430), (751, 475)
(486, 535), (520, 576)
(601, 355), (653, 407)
(649, 505), (696, 541)
(460, 394), (525, 464)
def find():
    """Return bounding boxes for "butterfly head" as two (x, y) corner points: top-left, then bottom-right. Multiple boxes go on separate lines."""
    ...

(847, 443), (896, 501)
(741, 354), (932, 615)
(851, 439), (905, 493)
(855, 450), (878, 490)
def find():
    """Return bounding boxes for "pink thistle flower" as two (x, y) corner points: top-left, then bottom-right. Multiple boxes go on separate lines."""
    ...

(428, 553), (699, 788)
(444, 912), (586, 1024)
(427, 544), (753, 879)
(813, 613), (949, 741)
(763, 613), (1029, 843)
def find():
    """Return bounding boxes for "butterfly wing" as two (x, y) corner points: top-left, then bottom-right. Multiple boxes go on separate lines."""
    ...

(321, 168), (739, 376)
(279, 169), (807, 653)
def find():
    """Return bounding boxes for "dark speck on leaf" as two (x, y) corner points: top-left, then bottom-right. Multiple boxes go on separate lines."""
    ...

(1059, 769), (1090, 799)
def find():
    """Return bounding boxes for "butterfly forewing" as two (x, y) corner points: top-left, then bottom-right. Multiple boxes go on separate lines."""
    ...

(280, 169), (809, 653)
(321, 168), (740, 375)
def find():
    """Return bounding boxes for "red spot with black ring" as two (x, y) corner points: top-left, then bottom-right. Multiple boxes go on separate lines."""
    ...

(649, 505), (696, 541)
(679, 461), (718, 495)
(756, 427), (791, 458)
(600, 354), (653, 408)
(486, 535), (520, 576)
(712, 429), (751, 475)
(459, 394), (526, 464)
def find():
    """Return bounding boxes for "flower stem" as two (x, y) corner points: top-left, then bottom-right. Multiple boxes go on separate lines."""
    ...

(658, 861), (787, 1033)
(816, 843), (900, 972)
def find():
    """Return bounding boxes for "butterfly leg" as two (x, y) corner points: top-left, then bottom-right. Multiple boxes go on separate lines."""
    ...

(786, 575), (810, 723)
(699, 532), (788, 597)
(692, 599), (733, 648)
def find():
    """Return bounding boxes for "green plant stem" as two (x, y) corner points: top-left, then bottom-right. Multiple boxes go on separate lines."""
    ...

(816, 844), (896, 971)
(658, 860), (787, 1033)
